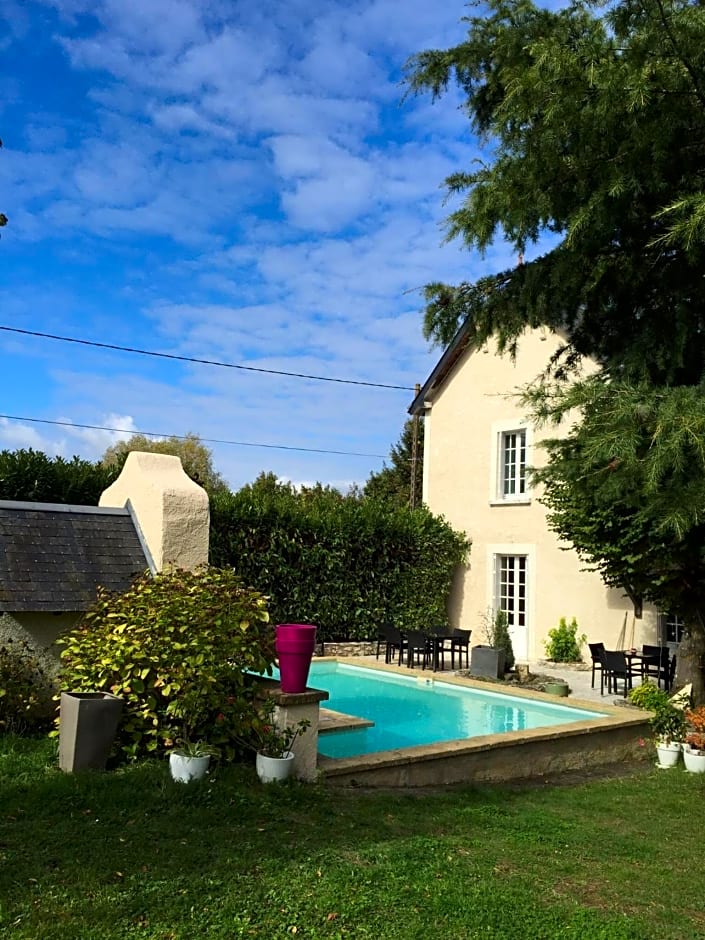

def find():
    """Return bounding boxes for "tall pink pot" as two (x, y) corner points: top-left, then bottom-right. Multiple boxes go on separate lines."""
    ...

(275, 623), (317, 693)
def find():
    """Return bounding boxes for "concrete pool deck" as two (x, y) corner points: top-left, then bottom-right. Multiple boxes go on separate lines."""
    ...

(313, 657), (651, 787)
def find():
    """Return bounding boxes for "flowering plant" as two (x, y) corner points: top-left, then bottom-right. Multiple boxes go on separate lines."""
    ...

(245, 701), (311, 759)
(685, 706), (705, 753)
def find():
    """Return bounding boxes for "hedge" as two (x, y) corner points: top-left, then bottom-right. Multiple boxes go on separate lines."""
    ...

(209, 480), (470, 642)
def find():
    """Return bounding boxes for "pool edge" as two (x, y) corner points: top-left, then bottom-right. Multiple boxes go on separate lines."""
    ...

(313, 657), (651, 787)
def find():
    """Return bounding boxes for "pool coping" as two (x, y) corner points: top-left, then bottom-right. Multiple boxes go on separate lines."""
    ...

(312, 657), (651, 787)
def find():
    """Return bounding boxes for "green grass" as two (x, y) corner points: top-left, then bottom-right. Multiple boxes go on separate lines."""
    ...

(1, 737), (704, 939)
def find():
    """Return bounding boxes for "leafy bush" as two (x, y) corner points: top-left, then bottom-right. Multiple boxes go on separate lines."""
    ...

(650, 703), (687, 745)
(0, 448), (118, 504)
(0, 639), (56, 734)
(56, 567), (275, 760)
(544, 617), (586, 663)
(629, 682), (670, 712)
(209, 475), (470, 642)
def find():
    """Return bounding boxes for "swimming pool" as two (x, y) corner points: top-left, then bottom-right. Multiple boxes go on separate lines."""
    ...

(309, 661), (605, 758)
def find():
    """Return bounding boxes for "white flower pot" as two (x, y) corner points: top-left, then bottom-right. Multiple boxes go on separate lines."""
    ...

(683, 745), (705, 774)
(256, 751), (295, 784)
(655, 740), (681, 769)
(169, 752), (211, 783)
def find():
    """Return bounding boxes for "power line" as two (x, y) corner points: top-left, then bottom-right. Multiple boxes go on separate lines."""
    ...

(0, 325), (416, 391)
(0, 414), (387, 459)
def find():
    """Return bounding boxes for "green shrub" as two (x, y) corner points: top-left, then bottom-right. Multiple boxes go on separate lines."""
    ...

(629, 682), (670, 712)
(0, 639), (56, 734)
(0, 448), (118, 504)
(56, 567), (275, 760)
(544, 617), (586, 663)
(209, 476), (470, 641)
(650, 702), (687, 744)
(483, 609), (515, 672)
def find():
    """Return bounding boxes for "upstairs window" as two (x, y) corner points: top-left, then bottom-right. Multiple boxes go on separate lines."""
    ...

(500, 429), (527, 499)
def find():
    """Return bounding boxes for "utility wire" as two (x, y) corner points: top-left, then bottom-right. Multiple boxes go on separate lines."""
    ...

(0, 414), (387, 459)
(0, 326), (416, 391)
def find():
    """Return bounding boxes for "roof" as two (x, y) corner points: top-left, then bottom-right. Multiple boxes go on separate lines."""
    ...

(408, 320), (474, 416)
(0, 500), (150, 612)
(408, 322), (570, 415)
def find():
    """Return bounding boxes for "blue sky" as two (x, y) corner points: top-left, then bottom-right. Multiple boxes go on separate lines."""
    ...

(0, 0), (519, 491)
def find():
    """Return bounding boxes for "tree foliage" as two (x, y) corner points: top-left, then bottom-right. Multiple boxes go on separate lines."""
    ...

(364, 418), (423, 507)
(405, 0), (705, 384)
(528, 379), (705, 700)
(0, 449), (119, 504)
(407, 0), (705, 698)
(209, 473), (470, 641)
(101, 432), (229, 494)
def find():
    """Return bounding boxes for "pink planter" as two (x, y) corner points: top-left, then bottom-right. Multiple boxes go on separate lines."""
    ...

(275, 623), (317, 693)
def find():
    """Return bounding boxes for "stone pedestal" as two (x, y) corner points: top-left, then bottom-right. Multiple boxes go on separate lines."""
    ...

(257, 681), (329, 782)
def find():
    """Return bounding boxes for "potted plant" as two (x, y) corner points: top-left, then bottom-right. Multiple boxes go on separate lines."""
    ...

(650, 702), (687, 768)
(245, 701), (311, 784)
(470, 609), (515, 678)
(683, 706), (705, 773)
(168, 739), (219, 783)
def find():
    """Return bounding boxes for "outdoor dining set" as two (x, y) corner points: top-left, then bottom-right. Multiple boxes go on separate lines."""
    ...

(375, 623), (471, 672)
(588, 642), (676, 697)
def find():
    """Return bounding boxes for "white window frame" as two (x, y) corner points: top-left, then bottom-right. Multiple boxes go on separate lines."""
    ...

(486, 544), (535, 662)
(494, 554), (528, 632)
(489, 419), (532, 505)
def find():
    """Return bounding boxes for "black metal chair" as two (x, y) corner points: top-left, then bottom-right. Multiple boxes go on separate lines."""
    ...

(450, 629), (471, 669)
(601, 649), (638, 697)
(427, 625), (453, 671)
(375, 623), (390, 660)
(641, 645), (670, 688)
(379, 623), (406, 666)
(405, 630), (431, 670)
(588, 642), (605, 689)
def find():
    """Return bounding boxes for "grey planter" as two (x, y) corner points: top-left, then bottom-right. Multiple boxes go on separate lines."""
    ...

(470, 645), (506, 679)
(59, 691), (123, 773)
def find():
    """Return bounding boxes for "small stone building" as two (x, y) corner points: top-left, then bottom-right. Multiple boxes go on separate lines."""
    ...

(0, 452), (209, 673)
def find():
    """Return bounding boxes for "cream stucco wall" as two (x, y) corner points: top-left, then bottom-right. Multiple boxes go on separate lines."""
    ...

(422, 329), (659, 661)
(99, 452), (209, 572)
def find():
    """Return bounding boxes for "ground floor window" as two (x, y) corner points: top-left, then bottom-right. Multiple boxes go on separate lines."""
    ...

(659, 611), (685, 646)
(494, 554), (527, 630)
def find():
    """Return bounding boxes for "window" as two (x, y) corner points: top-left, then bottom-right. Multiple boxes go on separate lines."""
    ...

(497, 428), (528, 500)
(660, 611), (684, 646)
(495, 555), (527, 630)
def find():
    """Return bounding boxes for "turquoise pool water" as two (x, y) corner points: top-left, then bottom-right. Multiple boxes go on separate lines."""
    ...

(309, 662), (604, 759)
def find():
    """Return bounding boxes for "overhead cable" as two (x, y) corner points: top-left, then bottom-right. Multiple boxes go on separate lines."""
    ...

(0, 414), (387, 459)
(0, 326), (415, 391)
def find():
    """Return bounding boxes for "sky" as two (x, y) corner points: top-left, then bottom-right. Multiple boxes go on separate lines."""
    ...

(0, 0), (521, 492)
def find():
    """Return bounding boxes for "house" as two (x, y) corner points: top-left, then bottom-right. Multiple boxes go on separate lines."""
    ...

(409, 326), (678, 662)
(0, 452), (209, 674)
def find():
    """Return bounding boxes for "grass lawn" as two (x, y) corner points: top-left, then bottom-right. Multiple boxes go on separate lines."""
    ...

(1, 737), (704, 939)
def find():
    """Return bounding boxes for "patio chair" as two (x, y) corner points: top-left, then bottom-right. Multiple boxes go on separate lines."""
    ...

(428, 625), (454, 671)
(588, 642), (605, 689)
(379, 623), (406, 666)
(405, 630), (431, 670)
(641, 645), (670, 689)
(375, 623), (390, 660)
(601, 649), (638, 697)
(450, 629), (471, 670)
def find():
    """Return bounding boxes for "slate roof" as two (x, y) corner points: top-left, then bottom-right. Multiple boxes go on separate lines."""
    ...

(0, 500), (150, 612)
